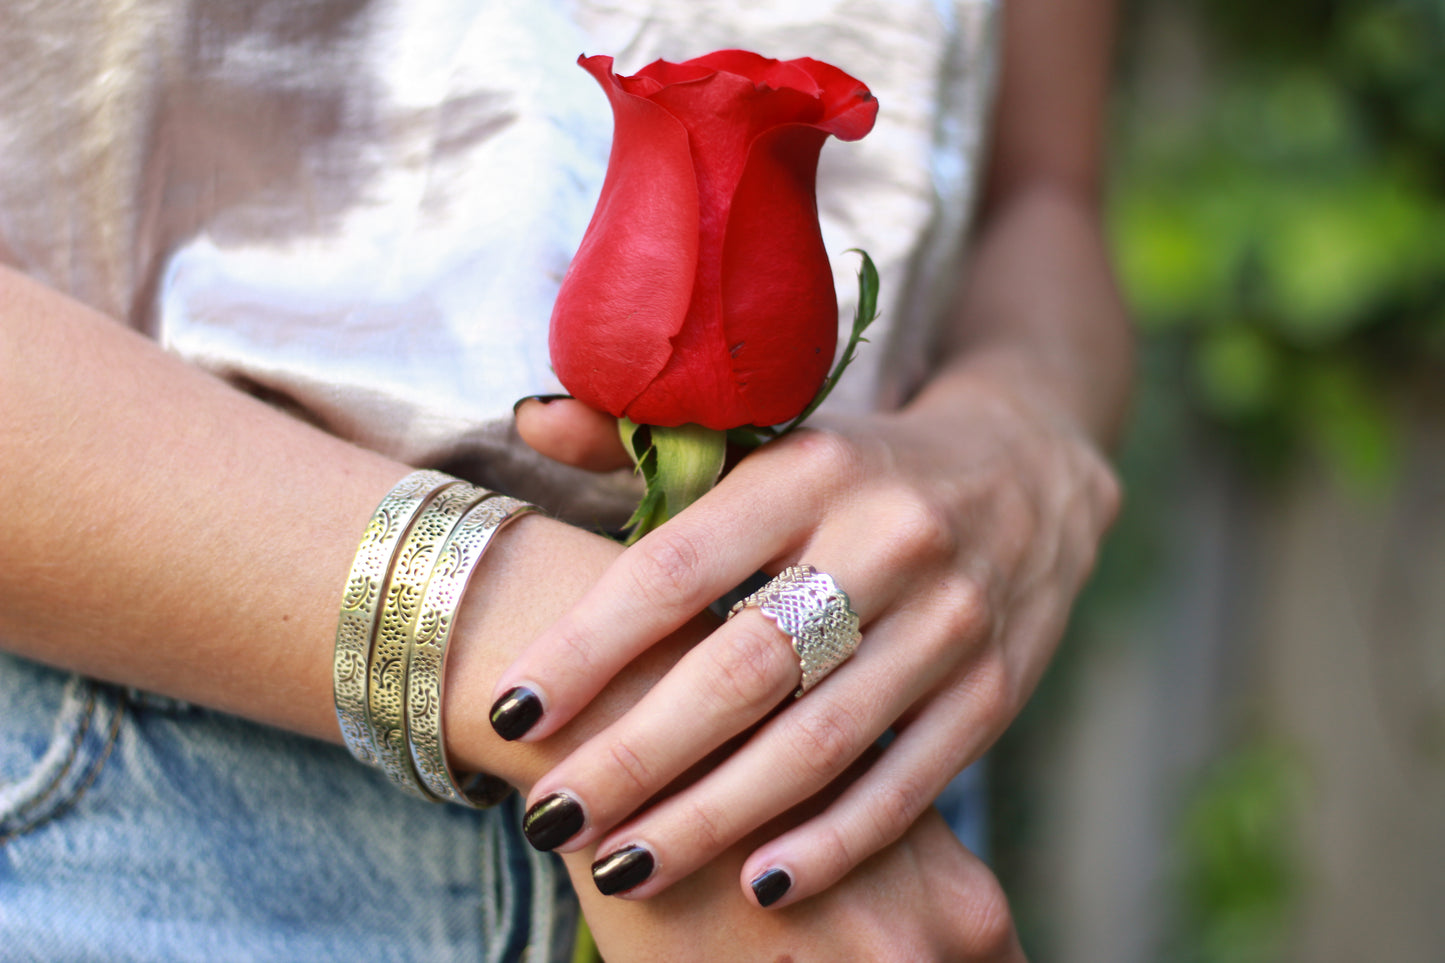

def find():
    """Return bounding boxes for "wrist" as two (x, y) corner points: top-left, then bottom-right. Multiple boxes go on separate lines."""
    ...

(437, 514), (610, 790)
(911, 346), (1117, 452)
(438, 514), (717, 794)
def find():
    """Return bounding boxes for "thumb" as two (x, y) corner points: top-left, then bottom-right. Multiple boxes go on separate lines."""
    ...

(514, 397), (632, 472)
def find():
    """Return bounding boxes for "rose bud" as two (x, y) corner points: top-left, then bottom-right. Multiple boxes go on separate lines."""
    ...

(550, 51), (878, 431)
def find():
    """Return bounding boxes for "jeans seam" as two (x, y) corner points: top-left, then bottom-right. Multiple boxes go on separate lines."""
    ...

(0, 680), (94, 838)
(0, 686), (125, 846)
(8, 685), (93, 827)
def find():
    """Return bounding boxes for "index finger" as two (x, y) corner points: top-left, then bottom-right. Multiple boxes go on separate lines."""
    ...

(487, 464), (812, 743)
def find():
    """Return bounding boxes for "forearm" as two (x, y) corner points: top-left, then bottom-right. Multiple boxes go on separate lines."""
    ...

(0, 264), (643, 789)
(922, 183), (1133, 448)
(1, 266), (391, 736)
(0, 265), (675, 943)
(915, 0), (1131, 449)
(0, 268), (999, 961)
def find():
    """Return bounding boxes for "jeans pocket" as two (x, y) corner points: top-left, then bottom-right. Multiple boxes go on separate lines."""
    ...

(0, 661), (124, 844)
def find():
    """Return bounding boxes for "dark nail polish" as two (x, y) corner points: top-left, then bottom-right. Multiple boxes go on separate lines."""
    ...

(592, 845), (655, 896)
(523, 793), (585, 851)
(490, 687), (542, 741)
(458, 771), (514, 808)
(750, 868), (792, 908)
(512, 393), (572, 414)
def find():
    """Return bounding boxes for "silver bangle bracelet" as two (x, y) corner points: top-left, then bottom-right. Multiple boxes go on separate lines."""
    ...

(365, 482), (490, 798)
(407, 494), (536, 807)
(333, 470), (457, 768)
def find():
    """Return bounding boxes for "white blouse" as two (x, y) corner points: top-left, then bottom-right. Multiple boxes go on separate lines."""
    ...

(0, 0), (997, 524)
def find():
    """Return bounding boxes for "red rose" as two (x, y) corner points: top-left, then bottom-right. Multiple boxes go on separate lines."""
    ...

(549, 51), (878, 430)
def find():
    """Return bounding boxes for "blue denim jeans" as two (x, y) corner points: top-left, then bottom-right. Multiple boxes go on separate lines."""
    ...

(0, 654), (576, 962)
(0, 653), (988, 962)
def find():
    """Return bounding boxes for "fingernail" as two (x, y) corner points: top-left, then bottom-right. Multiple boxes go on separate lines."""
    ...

(522, 792), (586, 851)
(592, 844), (654, 896)
(490, 686), (542, 741)
(459, 771), (515, 808)
(750, 868), (792, 908)
(512, 393), (572, 414)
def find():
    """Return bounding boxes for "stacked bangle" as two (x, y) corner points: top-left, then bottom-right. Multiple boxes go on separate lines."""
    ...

(366, 482), (488, 798)
(333, 470), (536, 806)
(408, 494), (535, 805)
(333, 470), (453, 768)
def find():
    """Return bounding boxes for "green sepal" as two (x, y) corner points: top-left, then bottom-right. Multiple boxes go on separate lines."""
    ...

(726, 425), (777, 450)
(618, 418), (727, 544)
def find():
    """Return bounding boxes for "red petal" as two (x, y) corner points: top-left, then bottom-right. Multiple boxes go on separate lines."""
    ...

(549, 55), (700, 417)
(634, 58), (716, 86)
(719, 124), (836, 426)
(617, 71), (824, 427)
(555, 51), (876, 429)
(786, 58), (879, 141)
(687, 50), (822, 97)
(643, 67), (823, 204)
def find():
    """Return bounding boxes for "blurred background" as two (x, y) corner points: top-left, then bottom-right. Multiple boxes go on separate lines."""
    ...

(992, 0), (1445, 960)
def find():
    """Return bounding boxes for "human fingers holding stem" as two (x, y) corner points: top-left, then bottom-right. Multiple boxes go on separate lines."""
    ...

(505, 389), (1120, 907)
(503, 0), (1130, 911)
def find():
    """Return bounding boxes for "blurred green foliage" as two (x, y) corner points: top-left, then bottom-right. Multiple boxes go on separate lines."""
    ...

(1171, 742), (1307, 963)
(1112, 0), (1445, 491)
(997, 3), (1445, 957)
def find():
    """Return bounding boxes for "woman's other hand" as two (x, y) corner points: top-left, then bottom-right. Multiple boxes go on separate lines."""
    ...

(505, 0), (1130, 910)
(509, 381), (1119, 910)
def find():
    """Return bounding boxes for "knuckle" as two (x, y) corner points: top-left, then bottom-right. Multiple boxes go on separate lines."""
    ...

(1070, 521), (1104, 582)
(938, 575), (994, 645)
(964, 877), (1018, 959)
(553, 623), (605, 678)
(628, 527), (706, 609)
(962, 656), (1013, 737)
(812, 821), (862, 884)
(867, 778), (927, 848)
(606, 738), (654, 796)
(789, 429), (864, 487)
(876, 487), (957, 567)
(680, 797), (734, 854)
(787, 701), (865, 782)
(703, 624), (791, 713)
(1092, 458), (1124, 528)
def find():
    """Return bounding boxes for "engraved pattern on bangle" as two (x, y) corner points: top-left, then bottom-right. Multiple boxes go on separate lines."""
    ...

(407, 495), (536, 806)
(728, 565), (863, 697)
(366, 482), (488, 798)
(333, 469), (455, 767)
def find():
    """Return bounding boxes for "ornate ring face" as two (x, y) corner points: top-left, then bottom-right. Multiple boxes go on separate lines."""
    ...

(728, 564), (862, 696)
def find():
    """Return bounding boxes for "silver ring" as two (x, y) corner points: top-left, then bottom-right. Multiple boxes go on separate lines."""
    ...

(728, 565), (862, 697)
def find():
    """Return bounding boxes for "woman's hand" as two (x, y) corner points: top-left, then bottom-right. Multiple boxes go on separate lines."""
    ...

(579, 797), (1026, 962)
(501, 373), (1119, 908)
(499, 0), (1129, 911)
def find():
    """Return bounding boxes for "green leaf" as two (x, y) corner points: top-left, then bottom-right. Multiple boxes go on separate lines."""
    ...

(778, 249), (880, 435)
(651, 424), (726, 516)
(621, 484), (668, 539)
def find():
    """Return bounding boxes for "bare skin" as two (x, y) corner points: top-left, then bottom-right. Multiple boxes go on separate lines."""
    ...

(505, 0), (1132, 912)
(2, 0), (1124, 955)
(0, 265), (1021, 960)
